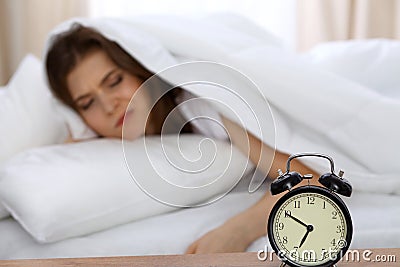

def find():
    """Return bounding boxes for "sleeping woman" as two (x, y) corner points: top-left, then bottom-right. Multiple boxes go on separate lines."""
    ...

(45, 24), (320, 253)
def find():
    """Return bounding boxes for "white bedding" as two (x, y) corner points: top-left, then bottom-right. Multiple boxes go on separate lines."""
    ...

(1, 185), (399, 259)
(0, 179), (264, 259)
(46, 15), (400, 195)
(1, 13), (400, 260)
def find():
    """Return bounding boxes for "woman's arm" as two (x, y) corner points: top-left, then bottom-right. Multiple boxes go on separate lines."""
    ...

(185, 116), (320, 254)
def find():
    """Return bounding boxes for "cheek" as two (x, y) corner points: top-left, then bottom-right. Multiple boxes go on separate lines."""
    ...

(126, 87), (153, 115)
(122, 76), (147, 100)
(80, 112), (106, 133)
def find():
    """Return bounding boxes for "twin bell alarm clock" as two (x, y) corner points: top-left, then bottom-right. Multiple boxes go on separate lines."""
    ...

(267, 153), (353, 267)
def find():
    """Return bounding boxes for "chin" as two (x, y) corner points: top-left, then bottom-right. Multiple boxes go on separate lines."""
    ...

(121, 128), (144, 141)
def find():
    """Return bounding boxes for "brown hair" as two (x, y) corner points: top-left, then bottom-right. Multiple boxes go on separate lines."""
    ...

(45, 24), (191, 134)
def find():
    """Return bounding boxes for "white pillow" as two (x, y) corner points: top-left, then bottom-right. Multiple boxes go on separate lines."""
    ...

(0, 135), (253, 243)
(0, 54), (69, 162)
(0, 56), (70, 220)
(303, 39), (400, 98)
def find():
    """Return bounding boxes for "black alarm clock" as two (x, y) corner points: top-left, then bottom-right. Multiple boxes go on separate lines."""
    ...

(267, 153), (353, 267)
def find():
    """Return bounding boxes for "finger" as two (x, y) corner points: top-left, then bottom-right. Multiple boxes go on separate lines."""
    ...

(185, 242), (197, 254)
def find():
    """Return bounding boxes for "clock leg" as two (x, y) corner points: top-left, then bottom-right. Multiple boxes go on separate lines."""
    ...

(279, 263), (287, 267)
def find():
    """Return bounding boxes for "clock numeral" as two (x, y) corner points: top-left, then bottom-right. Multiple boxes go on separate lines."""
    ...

(284, 210), (291, 218)
(307, 196), (315, 205)
(294, 200), (301, 209)
(323, 201), (326, 209)
(332, 211), (338, 220)
(336, 225), (344, 233)
(331, 238), (336, 247)
(282, 236), (288, 244)
(278, 222), (284, 230)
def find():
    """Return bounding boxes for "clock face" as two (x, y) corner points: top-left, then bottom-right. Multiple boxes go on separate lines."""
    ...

(268, 186), (352, 267)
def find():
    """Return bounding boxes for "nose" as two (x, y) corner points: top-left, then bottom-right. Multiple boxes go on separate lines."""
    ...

(97, 91), (117, 115)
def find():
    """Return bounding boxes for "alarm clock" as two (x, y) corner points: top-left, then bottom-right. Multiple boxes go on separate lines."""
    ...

(267, 153), (353, 267)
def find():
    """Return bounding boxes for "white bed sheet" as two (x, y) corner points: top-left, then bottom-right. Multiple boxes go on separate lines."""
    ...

(0, 184), (264, 259)
(1, 182), (399, 260)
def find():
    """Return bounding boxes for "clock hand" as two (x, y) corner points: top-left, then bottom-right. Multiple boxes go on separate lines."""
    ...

(298, 230), (310, 248)
(299, 225), (314, 248)
(285, 212), (308, 228)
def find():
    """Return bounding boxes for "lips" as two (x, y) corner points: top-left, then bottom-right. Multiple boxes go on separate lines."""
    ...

(116, 110), (133, 128)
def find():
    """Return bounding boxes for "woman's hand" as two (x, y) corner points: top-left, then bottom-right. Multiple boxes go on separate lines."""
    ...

(185, 192), (274, 254)
(185, 221), (250, 254)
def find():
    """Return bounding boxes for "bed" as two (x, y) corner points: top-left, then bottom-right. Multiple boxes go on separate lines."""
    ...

(1, 185), (400, 259)
(1, 14), (400, 261)
(1, 176), (400, 260)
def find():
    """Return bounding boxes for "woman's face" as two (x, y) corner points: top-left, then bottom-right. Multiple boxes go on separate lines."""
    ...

(67, 49), (153, 139)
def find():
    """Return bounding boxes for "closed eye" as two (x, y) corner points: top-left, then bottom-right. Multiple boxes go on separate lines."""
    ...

(80, 98), (94, 110)
(109, 75), (123, 88)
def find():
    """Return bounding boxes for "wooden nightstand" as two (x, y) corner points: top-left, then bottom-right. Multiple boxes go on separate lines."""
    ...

(0, 248), (398, 267)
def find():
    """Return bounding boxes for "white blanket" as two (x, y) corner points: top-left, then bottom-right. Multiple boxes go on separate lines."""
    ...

(2, 189), (400, 259)
(46, 14), (400, 195)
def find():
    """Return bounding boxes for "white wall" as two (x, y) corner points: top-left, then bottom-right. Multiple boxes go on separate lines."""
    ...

(89, 0), (297, 49)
